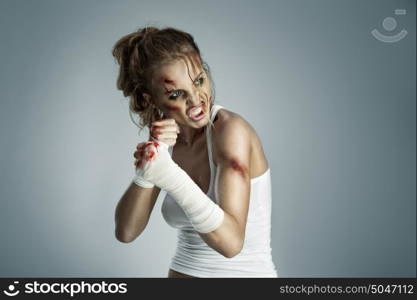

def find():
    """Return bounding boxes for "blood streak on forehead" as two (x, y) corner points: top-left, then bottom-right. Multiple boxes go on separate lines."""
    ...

(163, 78), (176, 85)
(161, 77), (176, 95)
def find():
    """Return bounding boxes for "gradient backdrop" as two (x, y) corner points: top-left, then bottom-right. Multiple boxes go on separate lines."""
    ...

(0, 0), (415, 277)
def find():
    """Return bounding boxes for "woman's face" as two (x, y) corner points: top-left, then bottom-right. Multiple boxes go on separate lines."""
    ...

(146, 53), (212, 129)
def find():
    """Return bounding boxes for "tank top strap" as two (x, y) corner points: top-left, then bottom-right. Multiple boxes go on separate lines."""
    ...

(206, 104), (224, 181)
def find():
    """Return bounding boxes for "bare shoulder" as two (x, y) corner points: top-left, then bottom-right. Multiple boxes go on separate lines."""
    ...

(211, 107), (268, 174)
(211, 108), (254, 162)
(212, 108), (254, 136)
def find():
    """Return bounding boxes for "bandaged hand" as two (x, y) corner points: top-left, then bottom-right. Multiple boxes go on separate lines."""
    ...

(134, 140), (178, 189)
(133, 141), (224, 233)
(132, 141), (159, 188)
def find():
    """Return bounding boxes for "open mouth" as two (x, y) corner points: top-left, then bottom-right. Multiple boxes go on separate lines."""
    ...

(187, 105), (205, 121)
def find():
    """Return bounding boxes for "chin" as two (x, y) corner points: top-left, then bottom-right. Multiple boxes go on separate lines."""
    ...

(187, 116), (209, 128)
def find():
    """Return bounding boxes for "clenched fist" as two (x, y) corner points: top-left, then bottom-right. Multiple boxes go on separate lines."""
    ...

(133, 141), (158, 169)
(149, 118), (180, 146)
(133, 140), (177, 189)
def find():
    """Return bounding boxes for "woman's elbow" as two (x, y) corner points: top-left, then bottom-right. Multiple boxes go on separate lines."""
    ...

(115, 228), (139, 243)
(221, 239), (244, 258)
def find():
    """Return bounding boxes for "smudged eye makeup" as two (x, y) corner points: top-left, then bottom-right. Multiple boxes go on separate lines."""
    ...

(168, 90), (182, 100)
(167, 76), (206, 100)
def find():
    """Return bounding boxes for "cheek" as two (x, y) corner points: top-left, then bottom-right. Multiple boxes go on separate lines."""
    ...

(163, 103), (181, 113)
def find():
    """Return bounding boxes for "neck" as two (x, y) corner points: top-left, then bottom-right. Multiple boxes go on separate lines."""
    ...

(177, 125), (205, 147)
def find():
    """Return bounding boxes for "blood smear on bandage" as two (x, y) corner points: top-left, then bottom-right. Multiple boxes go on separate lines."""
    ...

(142, 141), (159, 161)
(146, 151), (156, 161)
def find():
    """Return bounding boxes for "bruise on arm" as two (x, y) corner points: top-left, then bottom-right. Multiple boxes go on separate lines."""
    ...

(215, 153), (250, 181)
(230, 159), (248, 179)
(197, 115), (252, 257)
(213, 116), (251, 182)
(212, 116), (252, 229)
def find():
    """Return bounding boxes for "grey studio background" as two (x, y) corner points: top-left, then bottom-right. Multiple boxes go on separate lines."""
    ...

(0, 0), (415, 277)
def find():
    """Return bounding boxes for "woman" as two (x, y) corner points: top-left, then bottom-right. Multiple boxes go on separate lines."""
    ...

(112, 26), (277, 278)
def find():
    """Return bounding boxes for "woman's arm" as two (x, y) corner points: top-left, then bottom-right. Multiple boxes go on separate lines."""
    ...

(114, 183), (161, 243)
(198, 116), (251, 258)
(134, 116), (253, 257)
(115, 119), (178, 244)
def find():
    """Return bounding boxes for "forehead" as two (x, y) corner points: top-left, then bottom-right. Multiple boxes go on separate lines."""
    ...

(153, 53), (203, 86)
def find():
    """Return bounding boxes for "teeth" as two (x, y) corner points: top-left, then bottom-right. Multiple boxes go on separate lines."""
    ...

(188, 106), (202, 117)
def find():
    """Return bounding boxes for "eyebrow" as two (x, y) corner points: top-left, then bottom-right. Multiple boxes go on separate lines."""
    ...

(163, 71), (205, 95)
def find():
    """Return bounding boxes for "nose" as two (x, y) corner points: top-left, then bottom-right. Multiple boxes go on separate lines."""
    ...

(186, 91), (203, 107)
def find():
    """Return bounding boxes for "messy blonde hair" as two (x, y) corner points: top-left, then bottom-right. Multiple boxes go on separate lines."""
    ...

(111, 25), (216, 133)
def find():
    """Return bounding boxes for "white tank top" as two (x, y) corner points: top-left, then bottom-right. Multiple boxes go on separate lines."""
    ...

(161, 104), (278, 277)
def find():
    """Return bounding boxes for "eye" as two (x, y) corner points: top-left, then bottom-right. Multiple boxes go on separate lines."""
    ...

(168, 90), (182, 100)
(196, 77), (205, 86)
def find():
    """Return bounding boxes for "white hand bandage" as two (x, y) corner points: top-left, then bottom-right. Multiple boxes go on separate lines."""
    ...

(132, 142), (155, 188)
(135, 141), (224, 233)
(132, 174), (154, 188)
